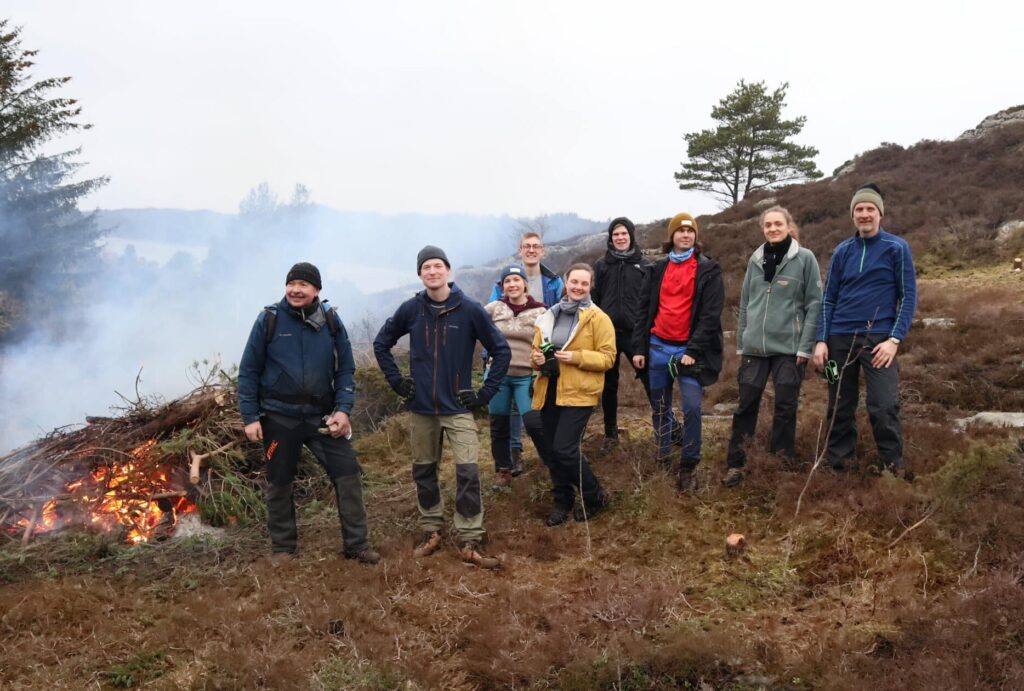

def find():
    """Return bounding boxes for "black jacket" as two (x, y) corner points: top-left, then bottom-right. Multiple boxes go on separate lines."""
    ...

(633, 253), (725, 387)
(592, 218), (650, 333)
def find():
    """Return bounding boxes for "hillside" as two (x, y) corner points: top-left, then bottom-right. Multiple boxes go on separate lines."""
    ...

(3, 112), (1024, 689)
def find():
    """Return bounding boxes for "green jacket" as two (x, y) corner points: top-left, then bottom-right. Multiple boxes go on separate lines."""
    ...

(737, 239), (822, 358)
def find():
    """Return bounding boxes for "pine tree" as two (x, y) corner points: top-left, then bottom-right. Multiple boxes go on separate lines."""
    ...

(675, 80), (822, 206)
(0, 20), (107, 310)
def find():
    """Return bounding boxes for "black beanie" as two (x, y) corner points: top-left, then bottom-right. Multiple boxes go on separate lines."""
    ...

(286, 262), (322, 289)
(416, 245), (451, 274)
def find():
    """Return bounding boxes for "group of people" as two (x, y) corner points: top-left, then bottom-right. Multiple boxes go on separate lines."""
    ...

(237, 182), (917, 569)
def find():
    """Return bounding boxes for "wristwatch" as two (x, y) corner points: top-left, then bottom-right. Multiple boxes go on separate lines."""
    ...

(888, 337), (901, 345)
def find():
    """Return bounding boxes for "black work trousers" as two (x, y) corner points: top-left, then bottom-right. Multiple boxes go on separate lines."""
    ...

(825, 333), (903, 469)
(540, 384), (605, 511)
(726, 355), (806, 468)
(601, 330), (649, 438)
(262, 415), (367, 554)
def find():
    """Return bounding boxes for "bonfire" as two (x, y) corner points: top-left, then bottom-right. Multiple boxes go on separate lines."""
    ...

(0, 384), (255, 546)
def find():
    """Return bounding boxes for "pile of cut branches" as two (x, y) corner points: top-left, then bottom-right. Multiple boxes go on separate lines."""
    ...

(0, 384), (266, 545)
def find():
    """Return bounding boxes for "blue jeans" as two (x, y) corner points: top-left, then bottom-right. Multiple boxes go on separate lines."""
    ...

(486, 369), (524, 450)
(487, 374), (533, 416)
(647, 336), (703, 467)
(488, 375), (544, 472)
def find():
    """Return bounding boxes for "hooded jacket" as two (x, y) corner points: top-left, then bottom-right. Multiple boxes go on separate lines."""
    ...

(488, 263), (565, 307)
(737, 238), (822, 358)
(238, 298), (355, 424)
(531, 305), (617, 408)
(591, 216), (650, 333)
(374, 283), (511, 416)
(633, 253), (724, 387)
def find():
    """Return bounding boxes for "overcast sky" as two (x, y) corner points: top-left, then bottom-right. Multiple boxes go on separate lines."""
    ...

(2, 0), (1021, 223)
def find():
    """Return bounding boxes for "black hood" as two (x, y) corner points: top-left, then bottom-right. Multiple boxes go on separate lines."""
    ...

(606, 216), (642, 260)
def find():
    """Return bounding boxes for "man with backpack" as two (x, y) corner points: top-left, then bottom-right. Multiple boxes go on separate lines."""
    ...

(238, 262), (379, 565)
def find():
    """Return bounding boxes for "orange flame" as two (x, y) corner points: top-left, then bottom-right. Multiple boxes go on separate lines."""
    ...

(13, 438), (196, 543)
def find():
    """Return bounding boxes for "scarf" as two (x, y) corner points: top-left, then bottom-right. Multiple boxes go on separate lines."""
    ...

(761, 235), (792, 282)
(668, 247), (695, 264)
(501, 295), (545, 315)
(608, 246), (635, 261)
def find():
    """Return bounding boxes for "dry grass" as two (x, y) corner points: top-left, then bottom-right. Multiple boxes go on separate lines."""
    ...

(3, 258), (1024, 688)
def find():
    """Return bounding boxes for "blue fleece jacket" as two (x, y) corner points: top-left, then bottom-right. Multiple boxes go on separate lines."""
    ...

(374, 283), (511, 416)
(238, 299), (356, 424)
(816, 229), (917, 341)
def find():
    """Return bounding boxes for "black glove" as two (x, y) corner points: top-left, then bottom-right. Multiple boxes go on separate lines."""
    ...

(668, 353), (702, 380)
(457, 389), (484, 409)
(395, 377), (415, 400)
(539, 340), (559, 378)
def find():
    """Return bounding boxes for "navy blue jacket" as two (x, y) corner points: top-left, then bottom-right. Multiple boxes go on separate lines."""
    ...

(816, 229), (917, 341)
(374, 283), (511, 415)
(238, 298), (356, 424)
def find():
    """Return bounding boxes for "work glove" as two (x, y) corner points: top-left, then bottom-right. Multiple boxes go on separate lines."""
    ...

(457, 389), (484, 409)
(395, 377), (415, 400)
(668, 353), (702, 380)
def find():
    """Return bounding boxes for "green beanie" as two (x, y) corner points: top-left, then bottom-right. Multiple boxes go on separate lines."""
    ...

(850, 183), (884, 217)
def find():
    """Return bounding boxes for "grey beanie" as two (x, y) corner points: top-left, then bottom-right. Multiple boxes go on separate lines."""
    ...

(416, 245), (451, 274)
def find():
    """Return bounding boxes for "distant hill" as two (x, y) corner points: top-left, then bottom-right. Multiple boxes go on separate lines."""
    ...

(95, 206), (605, 273)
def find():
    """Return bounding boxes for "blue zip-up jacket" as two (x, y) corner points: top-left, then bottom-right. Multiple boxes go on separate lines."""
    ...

(816, 228), (917, 341)
(238, 298), (356, 424)
(374, 282), (511, 416)
(488, 263), (564, 307)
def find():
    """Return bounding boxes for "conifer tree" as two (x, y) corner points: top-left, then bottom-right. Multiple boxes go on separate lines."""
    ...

(675, 80), (821, 206)
(0, 20), (107, 308)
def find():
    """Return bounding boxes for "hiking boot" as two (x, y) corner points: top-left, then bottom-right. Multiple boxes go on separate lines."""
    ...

(412, 531), (442, 558)
(267, 551), (295, 566)
(722, 468), (744, 488)
(573, 493), (610, 522)
(677, 467), (698, 493)
(510, 448), (524, 476)
(596, 436), (619, 458)
(492, 469), (513, 490)
(545, 506), (572, 527)
(460, 541), (502, 570)
(671, 424), (683, 447)
(344, 547), (381, 565)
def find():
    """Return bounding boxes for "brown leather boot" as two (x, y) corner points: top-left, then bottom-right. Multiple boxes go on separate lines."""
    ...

(412, 531), (442, 558)
(345, 547), (381, 565)
(460, 541), (501, 570)
(492, 469), (513, 490)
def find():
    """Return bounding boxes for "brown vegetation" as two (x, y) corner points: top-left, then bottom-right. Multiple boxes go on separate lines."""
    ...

(4, 127), (1024, 689)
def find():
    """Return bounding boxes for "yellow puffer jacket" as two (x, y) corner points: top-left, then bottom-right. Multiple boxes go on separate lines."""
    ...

(531, 305), (617, 408)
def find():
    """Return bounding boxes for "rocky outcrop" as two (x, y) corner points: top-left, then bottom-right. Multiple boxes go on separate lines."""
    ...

(996, 220), (1024, 247)
(955, 412), (1024, 431)
(959, 105), (1024, 139)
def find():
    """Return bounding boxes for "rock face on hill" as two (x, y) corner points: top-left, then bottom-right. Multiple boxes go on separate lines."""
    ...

(959, 104), (1024, 139)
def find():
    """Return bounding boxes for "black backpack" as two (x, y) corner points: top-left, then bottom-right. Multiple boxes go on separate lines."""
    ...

(263, 301), (342, 371)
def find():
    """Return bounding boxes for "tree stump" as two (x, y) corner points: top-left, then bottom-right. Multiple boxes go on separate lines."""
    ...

(726, 533), (746, 558)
